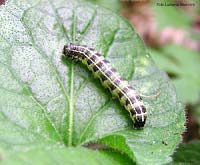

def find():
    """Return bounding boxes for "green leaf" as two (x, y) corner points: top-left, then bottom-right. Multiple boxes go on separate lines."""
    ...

(149, 45), (200, 104)
(0, 0), (185, 165)
(172, 140), (200, 165)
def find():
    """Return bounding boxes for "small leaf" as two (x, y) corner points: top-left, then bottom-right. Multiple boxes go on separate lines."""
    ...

(0, 0), (185, 164)
(172, 140), (200, 164)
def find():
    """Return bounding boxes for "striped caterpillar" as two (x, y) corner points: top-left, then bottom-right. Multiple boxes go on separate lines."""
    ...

(63, 43), (147, 128)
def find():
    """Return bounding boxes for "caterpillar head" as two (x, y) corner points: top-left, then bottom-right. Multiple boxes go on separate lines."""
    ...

(133, 114), (147, 128)
(130, 108), (147, 129)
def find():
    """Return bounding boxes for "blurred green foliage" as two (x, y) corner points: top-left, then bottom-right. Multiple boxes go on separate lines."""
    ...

(149, 45), (200, 104)
(152, 5), (192, 30)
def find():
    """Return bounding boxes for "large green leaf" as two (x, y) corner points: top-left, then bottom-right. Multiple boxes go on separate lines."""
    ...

(0, 0), (185, 164)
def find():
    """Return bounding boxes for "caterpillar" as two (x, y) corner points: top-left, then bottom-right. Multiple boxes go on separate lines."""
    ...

(63, 43), (147, 128)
